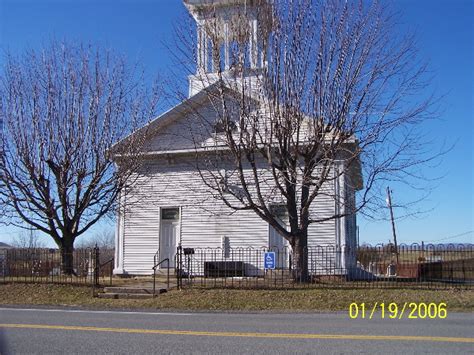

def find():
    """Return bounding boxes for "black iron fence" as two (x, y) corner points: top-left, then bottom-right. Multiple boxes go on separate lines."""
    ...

(0, 247), (114, 287)
(2, 243), (472, 291)
(176, 243), (474, 289)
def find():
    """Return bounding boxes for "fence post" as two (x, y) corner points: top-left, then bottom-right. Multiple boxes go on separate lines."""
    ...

(94, 245), (100, 287)
(2, 250), (6, 283)
(110, 258), (114, 286)
(91, 246), (100, 297)
(90, 249), (95, 297)
(167, 258), (170, 290)
(176, 244), (182, 290)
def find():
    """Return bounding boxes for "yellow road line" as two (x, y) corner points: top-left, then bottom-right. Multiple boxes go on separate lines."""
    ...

(0, 323), (472, 343)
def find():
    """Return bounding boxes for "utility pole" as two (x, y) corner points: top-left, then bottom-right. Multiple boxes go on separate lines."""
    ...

(386, 187), (399, 265)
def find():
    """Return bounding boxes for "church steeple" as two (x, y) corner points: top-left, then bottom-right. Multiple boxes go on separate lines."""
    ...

(184, 0), (271, 96)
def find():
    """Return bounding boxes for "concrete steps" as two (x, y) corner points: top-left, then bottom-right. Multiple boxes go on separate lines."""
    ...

(94, 270), (177, 299)
(97, 293), (155, 300)
(97, 284), (170, 299)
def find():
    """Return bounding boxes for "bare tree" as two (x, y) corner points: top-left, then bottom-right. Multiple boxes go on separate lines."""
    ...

(76, 228), (115, 251)
(0, 42), (160, 274)
(11, 229), (46, 249)
(171, 0), (441, 280)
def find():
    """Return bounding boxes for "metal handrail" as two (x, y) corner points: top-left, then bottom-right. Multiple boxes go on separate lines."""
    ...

(99, 258), (114, 286)
(99, 258), (114, 269)
(152, 255), (170, 297)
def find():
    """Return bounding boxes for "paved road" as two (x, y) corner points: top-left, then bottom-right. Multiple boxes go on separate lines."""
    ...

(0, 307), (472, 354)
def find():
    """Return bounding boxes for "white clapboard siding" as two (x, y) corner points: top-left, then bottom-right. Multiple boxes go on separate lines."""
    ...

(122, 180), (160, 273)
(118, 154), (349, 275)
(143, 97), (239, 153)
(117, 96), (356, 275)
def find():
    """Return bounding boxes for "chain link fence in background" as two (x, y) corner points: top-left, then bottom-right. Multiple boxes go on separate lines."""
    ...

(176, 243), (474, 290)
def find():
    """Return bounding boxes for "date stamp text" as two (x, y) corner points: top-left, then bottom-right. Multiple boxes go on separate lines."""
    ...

(348, 302), (447, 319)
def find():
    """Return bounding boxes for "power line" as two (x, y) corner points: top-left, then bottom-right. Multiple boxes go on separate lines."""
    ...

(428, 230), (473, 243)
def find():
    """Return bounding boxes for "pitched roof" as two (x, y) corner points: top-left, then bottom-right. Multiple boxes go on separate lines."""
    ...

(111, 80), (246, 154)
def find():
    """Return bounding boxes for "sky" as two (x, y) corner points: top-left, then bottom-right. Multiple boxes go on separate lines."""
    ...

(0, 0), (472, 247)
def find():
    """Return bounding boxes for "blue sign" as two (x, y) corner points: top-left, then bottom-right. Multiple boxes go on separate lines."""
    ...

(264, 252), (276, 270)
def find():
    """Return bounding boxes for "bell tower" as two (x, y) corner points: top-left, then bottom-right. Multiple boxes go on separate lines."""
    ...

(184, 0), (271, 97)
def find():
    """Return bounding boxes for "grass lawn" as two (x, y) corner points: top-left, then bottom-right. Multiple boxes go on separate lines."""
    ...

(0, 283), (473, 312)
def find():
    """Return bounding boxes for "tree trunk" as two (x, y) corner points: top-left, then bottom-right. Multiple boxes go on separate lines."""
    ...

(291, 232), (309, 283)
(60, 241), (75, 276)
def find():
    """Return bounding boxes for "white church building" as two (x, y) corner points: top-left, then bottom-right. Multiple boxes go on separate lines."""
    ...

(113, 0), (362, 276)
